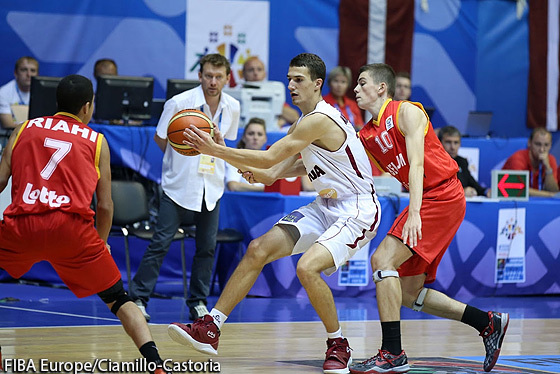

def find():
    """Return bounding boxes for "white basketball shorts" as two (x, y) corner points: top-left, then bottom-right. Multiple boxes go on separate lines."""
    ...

(276, 194), (381, 275)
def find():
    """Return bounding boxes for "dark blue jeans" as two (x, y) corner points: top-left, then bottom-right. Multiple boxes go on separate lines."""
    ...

(130, 192), (219, 308)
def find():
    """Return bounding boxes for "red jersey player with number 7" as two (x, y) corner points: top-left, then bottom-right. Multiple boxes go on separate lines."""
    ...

(0, 75), (169, 374)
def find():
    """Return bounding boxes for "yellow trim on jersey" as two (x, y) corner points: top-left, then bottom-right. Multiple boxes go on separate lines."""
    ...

(394, 100), (430, 137)
(55, 112), (82, 122)
(94, 133), (104, 179)
(395, 101), (405, 137)
(11, 120), (28, 150)
(372, 99), (393, 126)
(365, 148), (385, 173)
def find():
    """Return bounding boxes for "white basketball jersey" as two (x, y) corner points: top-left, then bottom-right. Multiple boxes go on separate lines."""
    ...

(299, 100), (375, 199)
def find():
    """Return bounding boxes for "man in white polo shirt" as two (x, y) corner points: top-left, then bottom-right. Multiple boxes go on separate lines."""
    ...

(129, 53), (240, 322)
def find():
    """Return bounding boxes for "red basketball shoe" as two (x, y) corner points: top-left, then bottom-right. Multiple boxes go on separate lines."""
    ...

(323, 337), (352, 374)
(168, 315), (220, 355)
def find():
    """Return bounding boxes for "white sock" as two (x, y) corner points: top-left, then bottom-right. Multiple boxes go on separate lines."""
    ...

(327, 327), (343, 340)
(210, 308), (228, 329)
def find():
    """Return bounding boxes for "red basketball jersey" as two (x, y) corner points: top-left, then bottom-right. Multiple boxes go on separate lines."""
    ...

(359, 100), (458, 190)
(4, 112), (103, 219)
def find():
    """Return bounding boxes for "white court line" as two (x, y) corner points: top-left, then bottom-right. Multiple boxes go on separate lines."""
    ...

(0, 304), (120, 322)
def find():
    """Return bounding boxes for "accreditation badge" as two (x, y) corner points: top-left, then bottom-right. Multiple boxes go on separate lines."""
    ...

(198, 154), (216, 175)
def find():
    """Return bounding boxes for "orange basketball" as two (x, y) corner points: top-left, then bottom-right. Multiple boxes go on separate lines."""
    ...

(167, 109), (214, 156)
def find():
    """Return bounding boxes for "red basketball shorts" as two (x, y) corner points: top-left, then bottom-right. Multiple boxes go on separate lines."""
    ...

(389, 176), (466, 283)
(0, 211), (121, 298)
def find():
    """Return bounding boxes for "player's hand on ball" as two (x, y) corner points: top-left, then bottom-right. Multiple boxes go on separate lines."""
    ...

(183, 126), (217, 155)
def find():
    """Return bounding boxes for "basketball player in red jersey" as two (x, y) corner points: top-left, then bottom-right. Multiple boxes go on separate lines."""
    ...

(0, 75), (168, 374)
(349, 64), (508, 374)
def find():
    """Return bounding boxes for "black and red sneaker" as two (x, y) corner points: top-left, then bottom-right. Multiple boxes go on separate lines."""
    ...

(349, 349), (410, 373)
(480, 311), (509, 372)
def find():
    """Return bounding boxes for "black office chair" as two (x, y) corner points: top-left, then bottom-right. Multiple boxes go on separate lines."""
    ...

(182, 226), (244, 294)
(110, 180), (188, 298)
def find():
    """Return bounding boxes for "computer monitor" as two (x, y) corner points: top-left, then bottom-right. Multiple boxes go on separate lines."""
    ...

(166, 79), (199, 100)
(29, 76), (62, 120)
(465, 111), (493, 137)
(95, 75), (154, 123)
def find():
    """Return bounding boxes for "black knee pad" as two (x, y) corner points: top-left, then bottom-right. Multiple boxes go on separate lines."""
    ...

(97, 279), (132, 315)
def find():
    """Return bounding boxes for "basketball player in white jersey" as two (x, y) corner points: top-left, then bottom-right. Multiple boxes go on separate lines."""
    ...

(168, 53), (381, 374)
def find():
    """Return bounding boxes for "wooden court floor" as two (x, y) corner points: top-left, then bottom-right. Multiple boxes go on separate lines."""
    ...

(2, 318), (559, 373)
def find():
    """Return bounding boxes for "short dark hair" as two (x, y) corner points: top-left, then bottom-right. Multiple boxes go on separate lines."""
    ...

(438, 125), (461, 141)
(56, 74), (94, 115)
(529, 127), (551, 141)
(199, 53), (231, 76)
(359, 63), (396, 98)
(15, 56), (39, 71)
(289, 53), (326, 90)
(93, 58), (118, 77)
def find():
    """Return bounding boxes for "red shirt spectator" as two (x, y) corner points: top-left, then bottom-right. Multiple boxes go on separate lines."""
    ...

(502, 128), (559, 197)
(324, 66), (364, 129)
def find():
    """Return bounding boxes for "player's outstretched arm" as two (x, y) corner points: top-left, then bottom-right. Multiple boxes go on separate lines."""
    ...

(241, 155), (304, 185)
(399, 102), (427, 248)
(183, 113), (328, 169)
(272, 157), (307, 179)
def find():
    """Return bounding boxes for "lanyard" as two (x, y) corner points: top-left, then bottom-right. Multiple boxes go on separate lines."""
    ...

(530, 164), (545, 190)
(15, 85), (25, 105)
(200, 105), (223, 129)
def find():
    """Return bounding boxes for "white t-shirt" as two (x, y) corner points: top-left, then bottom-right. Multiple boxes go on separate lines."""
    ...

(155, 85), (240, 212)
(0, 79), (29, 114)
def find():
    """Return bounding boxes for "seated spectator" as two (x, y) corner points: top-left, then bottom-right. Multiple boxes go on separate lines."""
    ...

(438, 126), (488, 197)
(0, 56), (39, 129)
(242, 56), (266, 82)
(242, 56), (300, 129)
(93, 58), (118, 79)
(93, 59), (143, 126)
(324, 66), (364, 130)
(503, 127), (559, 197)
(394, 71), (411, 101)
(226, 117), (267, 192)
